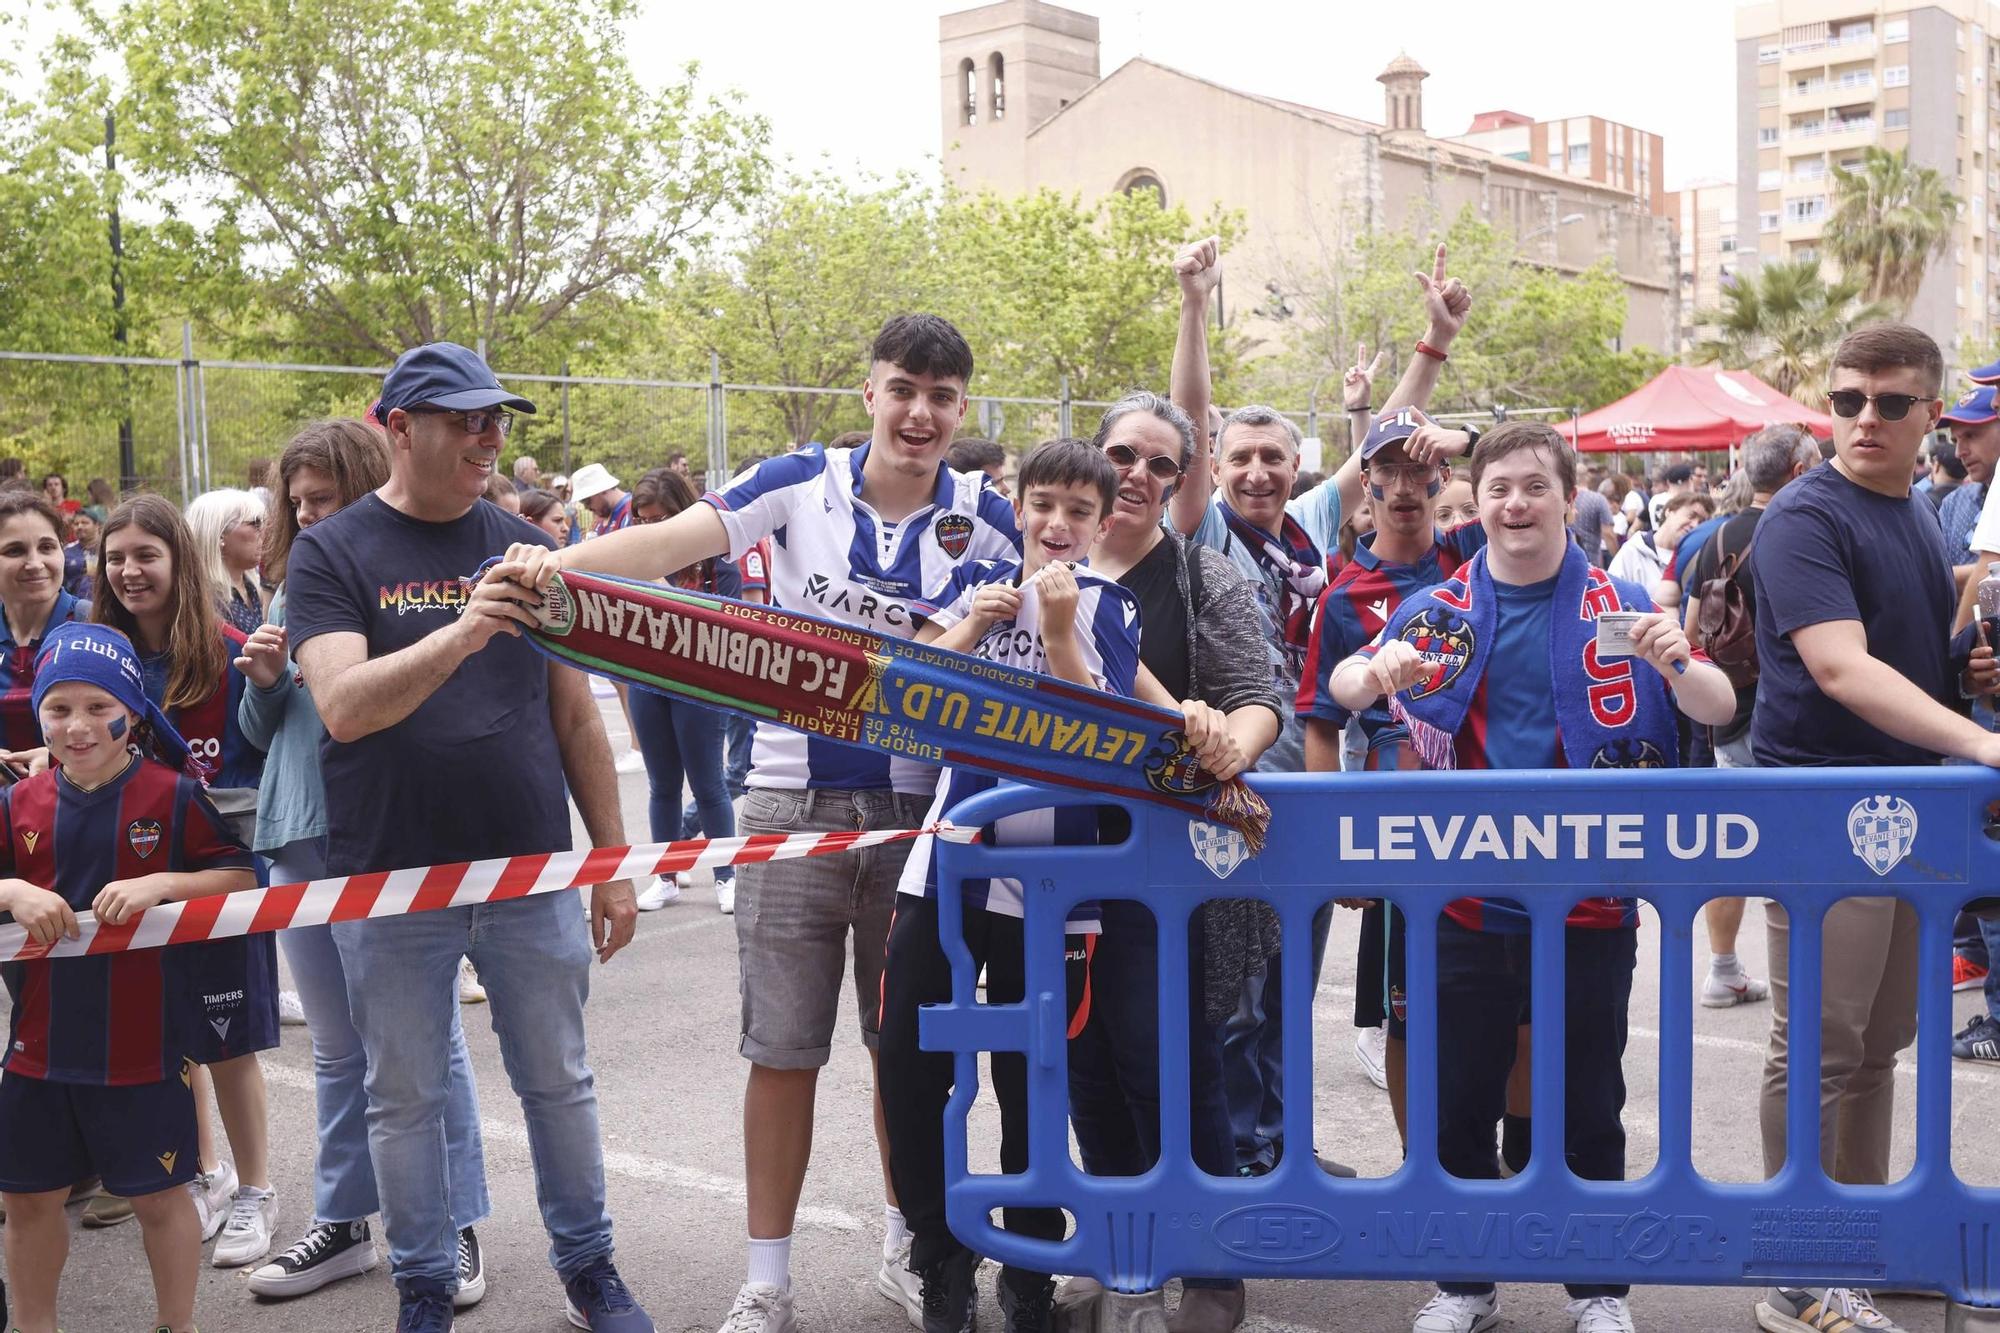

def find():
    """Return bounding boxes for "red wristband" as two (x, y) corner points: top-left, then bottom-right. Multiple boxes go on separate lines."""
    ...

(1415, 339), (1448, 363)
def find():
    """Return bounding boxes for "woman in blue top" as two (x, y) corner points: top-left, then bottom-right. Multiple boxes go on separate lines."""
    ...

(234, 419), (492, 1305)
(0, 490), (89, 765)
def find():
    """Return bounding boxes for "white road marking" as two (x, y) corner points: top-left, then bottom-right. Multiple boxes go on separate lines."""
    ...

(259, 1063), (865, 1234)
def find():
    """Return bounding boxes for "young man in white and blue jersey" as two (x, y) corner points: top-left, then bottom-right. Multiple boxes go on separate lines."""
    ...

(509, 315), (1019, 1333)
(877, 438), (1137, 1333)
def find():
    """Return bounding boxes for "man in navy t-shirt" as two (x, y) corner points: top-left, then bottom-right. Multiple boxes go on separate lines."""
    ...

(1746, 322), (2000, 1333)
(287, 343), (652, 1332)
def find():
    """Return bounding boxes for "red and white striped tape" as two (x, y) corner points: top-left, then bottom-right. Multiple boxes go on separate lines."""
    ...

(0, 824), (970, 962)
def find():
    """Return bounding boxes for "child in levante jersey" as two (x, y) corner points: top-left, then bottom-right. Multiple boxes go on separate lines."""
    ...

(877, 438), (1138, 1331)
(96, 493), (276, 1262)
(0, 621), (256, 1333)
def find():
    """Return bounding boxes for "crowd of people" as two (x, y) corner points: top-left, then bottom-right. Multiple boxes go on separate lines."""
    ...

(0, 233), (1994, 1333)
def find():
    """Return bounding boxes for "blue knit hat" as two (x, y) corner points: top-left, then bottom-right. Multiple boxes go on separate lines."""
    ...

(32, 622), (193, 771)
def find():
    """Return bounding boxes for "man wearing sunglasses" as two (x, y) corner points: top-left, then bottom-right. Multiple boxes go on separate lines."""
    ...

(287, 341), (653, 1331)
(1746, 322), (2000, 1333)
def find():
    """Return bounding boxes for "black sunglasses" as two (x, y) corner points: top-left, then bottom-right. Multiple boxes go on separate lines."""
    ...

(1826, 390), (1937, 422)
(1103, 441), (1183, 481)
(406, 406), (516, 437)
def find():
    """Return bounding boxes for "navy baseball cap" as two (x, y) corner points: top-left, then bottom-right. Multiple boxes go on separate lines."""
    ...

(1971, 357), (2000, 386)
(1359, 406), (1431, 462)
(1944, 384), (1999, 426)
(375, 342), (536, 420)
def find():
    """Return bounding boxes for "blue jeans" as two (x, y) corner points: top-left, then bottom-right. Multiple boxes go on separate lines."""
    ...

(685, 714), (755, 835)
(630, 689), (734, 883)
(333, 891), (611, 1289)
(276, 841), (490, 1229)
(1217, 902), (1333, 1171)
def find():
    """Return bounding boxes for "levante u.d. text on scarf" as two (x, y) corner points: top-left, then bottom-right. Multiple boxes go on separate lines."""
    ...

(1381, 541), (1687, 772)
(501, 565), (1271, 849)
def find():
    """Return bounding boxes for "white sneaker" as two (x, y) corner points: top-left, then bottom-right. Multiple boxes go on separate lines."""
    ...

(1567, 1295), (1636, 1333)
(635, 875), (681, 911)
(458, 957), (487, 1004)
(1413, 1289), (1499, 1333)
(278, 990), (308, 1026)
(615, 749), (647, 775)
(211, 1185), (278, 1267)
(1354, 1024), (1389, 1090)
(187, 1160), (238, 1241)
(676, 871), (694, 889)
(718, 1282), (796, 1333)
(876, 1242), (923, 1327)
(717, 880), (736, 915)
(1701, 969), (1771, 1008)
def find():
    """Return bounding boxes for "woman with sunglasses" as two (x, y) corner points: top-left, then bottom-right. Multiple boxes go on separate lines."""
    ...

(1058, 393), (1285, 1332)
(185, 489), (270, 635)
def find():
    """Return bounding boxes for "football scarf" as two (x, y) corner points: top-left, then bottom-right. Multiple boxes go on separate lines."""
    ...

(1384, 543), (1679, 773)
(1218, 501), (1325, 669)
(517, 567), (1271, 849)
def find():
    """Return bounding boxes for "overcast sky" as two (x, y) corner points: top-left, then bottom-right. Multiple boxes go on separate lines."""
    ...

(6, 0), (1742, 190)
(629, 0), (1742, 191)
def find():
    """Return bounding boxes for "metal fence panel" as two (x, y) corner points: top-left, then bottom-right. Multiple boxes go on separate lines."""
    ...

(0, 354), (188, 496)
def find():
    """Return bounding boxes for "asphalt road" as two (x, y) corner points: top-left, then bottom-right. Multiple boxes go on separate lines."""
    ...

(10, 689), (1998, 1333)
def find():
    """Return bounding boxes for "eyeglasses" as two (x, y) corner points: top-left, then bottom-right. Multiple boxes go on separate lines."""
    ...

(406, 406), (515, 437)
(1366, 464), (1438, 485)
(1103, 442), (1184, 481)
(1825, 390), (1937, 421)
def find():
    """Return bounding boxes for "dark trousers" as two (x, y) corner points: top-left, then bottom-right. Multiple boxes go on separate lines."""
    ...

(1067, 899), (1239, 1290)
(878, 895), (1061, 1286)
(1435, 916), (1636, 1301)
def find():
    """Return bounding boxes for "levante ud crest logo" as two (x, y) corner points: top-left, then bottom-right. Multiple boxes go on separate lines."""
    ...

(1187, 820), (1249, 880)
(127, 819), (163, 860)
(1847, 795), (1917, 877)
(933, 513), (974, 559)
(1399, 608), (1474, 701)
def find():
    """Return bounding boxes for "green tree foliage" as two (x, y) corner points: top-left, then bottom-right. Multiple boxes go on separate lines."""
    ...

(1825, 146), (1960, 313)
(111, 0), (771, 366)
(653, 178), (1242, 454)
(1252, 207), (1662, 420)
(1691, 258), (1889, 400)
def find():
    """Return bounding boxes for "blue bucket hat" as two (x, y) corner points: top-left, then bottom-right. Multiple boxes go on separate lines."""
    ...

(32, 622), (193, 771)
(375, 342), (537, 422)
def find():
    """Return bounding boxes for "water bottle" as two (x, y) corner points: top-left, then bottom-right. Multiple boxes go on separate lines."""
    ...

(1980, 562), (2000, 643)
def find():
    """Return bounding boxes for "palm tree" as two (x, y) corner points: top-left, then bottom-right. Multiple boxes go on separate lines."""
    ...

(1692, 258), (1891, 400)
(1824, 146), (1961, 312)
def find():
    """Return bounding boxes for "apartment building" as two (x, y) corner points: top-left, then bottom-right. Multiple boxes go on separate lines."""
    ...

(1666, 180), (1741, 343)
(1737, 1), (1999, 358)
(1454, 110), (1668, 216)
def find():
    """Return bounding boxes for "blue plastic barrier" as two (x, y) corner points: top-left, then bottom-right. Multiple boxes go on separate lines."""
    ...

(923, 767), (2000, 1311)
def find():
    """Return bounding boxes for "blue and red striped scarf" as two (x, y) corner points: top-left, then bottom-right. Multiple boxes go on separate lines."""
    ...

(1384, 543), (1679, 773)
(1217, 501), (1325, 668)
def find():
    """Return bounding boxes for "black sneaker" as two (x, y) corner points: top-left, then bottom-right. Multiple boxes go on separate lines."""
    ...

(561, 1256), (653, 1330)
(1954, 1013), (2000, 1061)
(999, 1272), (1055, 1333)
(453, 1227), (485, 1309)
(246, 1220), (377, 1298)
(918, 1250), (978, 1333)
(397, 1279), (455, 1333)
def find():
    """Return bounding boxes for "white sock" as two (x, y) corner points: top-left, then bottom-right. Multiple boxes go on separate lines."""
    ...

(1711, 952), (1742, 978)
(883, 1204), (910, 1258)
(747, 1234), (792, 1290)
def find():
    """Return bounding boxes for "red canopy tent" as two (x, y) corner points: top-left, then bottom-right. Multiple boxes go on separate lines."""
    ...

(1567, 365), (1833, 453)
